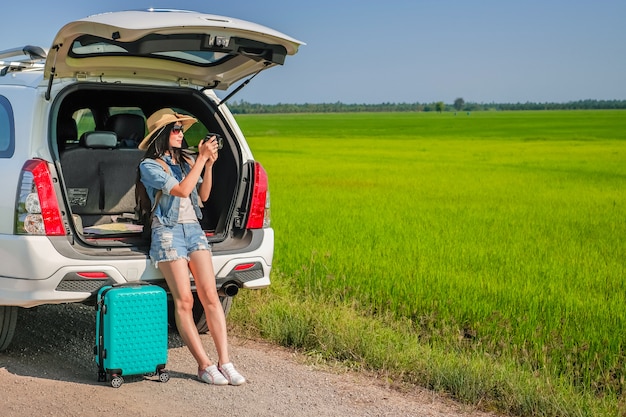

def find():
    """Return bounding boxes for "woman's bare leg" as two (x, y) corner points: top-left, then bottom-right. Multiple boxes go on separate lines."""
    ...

(188, 250), (230, 365)
(159, 258), (212, 370)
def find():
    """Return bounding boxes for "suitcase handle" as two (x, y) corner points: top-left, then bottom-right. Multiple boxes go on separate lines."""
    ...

(112, 281), (152, 288)
(95, 282), (152, 311)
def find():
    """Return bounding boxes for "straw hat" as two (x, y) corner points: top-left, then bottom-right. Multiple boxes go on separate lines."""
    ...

(138, 108), (197, 150)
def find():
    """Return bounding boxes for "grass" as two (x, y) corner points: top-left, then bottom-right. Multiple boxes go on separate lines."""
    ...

(228, 110), (626, 416)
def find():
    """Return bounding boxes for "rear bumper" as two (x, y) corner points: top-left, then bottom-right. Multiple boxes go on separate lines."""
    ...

(0, 228), (273, 307)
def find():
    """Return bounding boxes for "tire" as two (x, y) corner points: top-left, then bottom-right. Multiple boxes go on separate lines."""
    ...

(192, 294), (233, 334)
(220, 295), (233, 317)
(169, 294), (234, 334)
(191, 295), (209, 334)
(0, 306), (18, 352)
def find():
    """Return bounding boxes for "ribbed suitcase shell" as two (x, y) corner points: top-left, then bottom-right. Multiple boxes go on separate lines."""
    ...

(95, 284), (168, 381)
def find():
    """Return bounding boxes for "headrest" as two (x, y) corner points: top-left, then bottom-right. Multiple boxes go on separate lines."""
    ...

(105, 114), (146, 147)
(82, 131), (118, 149)
(57, 116), (77, 141)
(56, 116), (78, 152)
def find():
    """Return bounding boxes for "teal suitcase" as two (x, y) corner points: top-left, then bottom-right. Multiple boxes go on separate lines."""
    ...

(95, 283), (169, 387)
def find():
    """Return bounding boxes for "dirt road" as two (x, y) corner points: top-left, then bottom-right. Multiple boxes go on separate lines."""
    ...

(0, 304), (498, 417)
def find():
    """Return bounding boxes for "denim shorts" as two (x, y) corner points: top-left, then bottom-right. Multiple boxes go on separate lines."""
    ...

(150, 222), (211, 267)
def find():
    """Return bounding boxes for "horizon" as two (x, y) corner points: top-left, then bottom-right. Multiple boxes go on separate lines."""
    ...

(227, 98), (626, 106)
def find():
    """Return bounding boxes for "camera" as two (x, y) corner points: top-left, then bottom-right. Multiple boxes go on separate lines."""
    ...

(203, 133), (223, 150)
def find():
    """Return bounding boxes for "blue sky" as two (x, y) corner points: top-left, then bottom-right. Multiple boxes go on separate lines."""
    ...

(1, 1), (624, 104)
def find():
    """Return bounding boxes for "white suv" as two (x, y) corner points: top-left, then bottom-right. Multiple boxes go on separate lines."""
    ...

(0, 9), (302, 350)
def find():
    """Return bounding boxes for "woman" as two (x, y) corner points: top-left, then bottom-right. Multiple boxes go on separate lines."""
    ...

(138, 108), (245, 386)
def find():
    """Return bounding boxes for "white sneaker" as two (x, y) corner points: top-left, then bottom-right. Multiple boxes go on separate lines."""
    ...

(198, 365), (228, 385)
(219, 362), (246, 386)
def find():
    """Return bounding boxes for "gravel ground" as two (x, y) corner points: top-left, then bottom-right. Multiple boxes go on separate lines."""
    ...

(0, 303), (500, 417)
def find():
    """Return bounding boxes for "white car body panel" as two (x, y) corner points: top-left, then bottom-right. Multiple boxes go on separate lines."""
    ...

(0, 228), (273, 307)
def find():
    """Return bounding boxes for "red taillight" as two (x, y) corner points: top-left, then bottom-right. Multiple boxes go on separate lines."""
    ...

(245, 162), (270, 229)
(76, 272), (109, 279)
(15, 159), (65, 236)
(234, 263), (256, 271)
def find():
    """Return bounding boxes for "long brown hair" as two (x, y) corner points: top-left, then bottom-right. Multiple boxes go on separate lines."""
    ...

(142, 122), (191, 172)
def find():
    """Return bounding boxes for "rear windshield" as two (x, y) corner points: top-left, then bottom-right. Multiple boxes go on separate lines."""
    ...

(69, 34), (234, 66)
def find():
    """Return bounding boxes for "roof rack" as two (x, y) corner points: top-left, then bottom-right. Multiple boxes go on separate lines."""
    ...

(0, 45), (47, 76)
(0, 45), (47, 61)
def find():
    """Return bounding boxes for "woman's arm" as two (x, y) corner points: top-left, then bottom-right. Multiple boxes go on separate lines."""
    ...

(168, 138), (218, 199)
(198, 136), (219, 201)
(198, 162), (213, 202)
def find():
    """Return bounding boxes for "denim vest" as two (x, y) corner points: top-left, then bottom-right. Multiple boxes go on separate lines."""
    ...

(139, 155), (203, 226)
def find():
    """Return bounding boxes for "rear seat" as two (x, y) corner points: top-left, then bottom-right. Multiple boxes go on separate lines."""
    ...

(61, 131), (144, 228)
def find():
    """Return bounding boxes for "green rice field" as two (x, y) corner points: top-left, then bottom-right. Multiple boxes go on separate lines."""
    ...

(233, 110), (626, 416)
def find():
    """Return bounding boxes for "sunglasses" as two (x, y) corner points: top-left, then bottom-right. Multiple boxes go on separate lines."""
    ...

(171, 125), (184, 134)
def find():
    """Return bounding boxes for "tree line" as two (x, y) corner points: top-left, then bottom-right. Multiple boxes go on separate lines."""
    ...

(227, 99), (626, 114)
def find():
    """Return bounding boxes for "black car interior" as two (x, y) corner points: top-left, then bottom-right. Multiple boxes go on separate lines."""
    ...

(54, 84), (240, 244)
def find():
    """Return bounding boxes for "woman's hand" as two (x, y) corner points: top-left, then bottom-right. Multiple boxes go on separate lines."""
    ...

(171, 137), (217, 199)
(202, 135), (219, 166)
(197, 137), (213, 163)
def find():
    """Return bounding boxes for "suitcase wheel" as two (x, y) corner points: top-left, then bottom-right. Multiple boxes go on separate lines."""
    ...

(158, 370), (170, 383)
(110, 375), (124, 388)
(97, 371), (107, 383)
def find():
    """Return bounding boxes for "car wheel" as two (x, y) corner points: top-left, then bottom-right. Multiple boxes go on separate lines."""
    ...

(192, 294), (233, 334)
(0, 306), (18, 351)
(220, 295), (233, 317)
(169, 294), (234, 334)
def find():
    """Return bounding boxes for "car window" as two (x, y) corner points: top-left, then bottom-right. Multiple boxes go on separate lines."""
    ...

(73, 109), (96, 139)
(0, 96), (15, 158)
(69, 34), (234, 67)
(109, 107), (144, 118)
